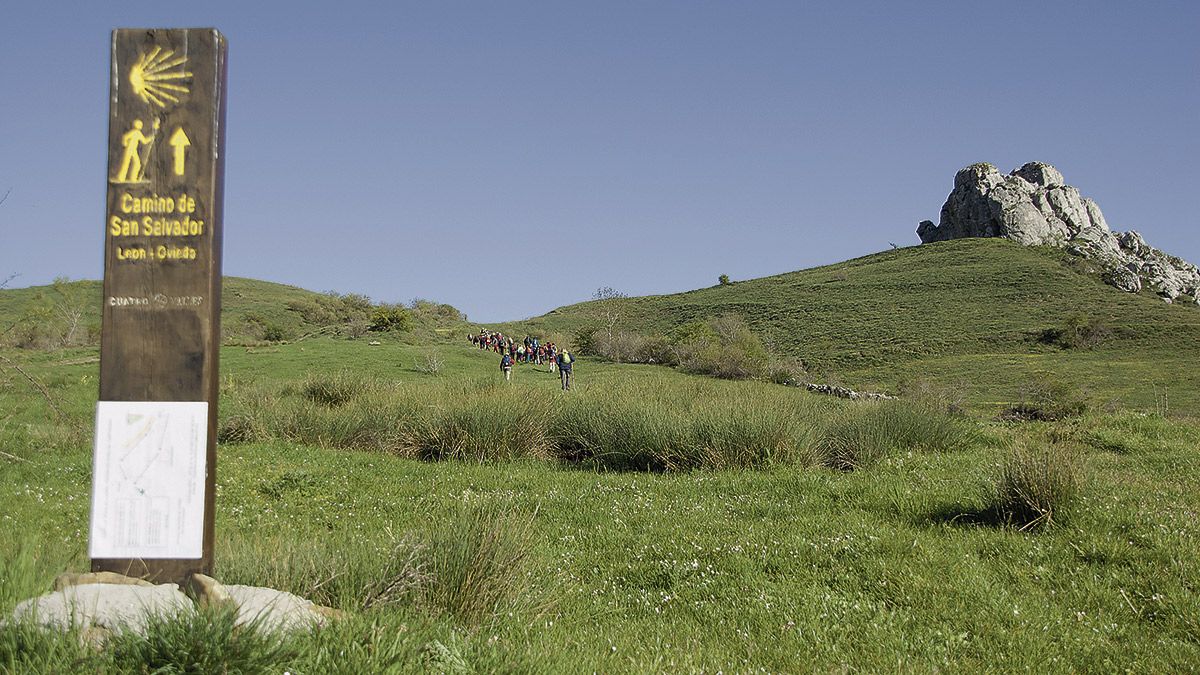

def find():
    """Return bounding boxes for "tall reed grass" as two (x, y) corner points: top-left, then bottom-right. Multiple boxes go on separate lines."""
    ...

(220, 373), (975, 472)
(990, 439), (1081, 530)
(815, 400), (978, 470)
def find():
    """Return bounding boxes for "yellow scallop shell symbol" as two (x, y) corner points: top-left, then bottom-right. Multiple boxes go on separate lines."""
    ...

(129, 47), (192, 108)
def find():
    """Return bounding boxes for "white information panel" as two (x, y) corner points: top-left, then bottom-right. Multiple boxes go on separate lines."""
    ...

(89, 401), (208, 559)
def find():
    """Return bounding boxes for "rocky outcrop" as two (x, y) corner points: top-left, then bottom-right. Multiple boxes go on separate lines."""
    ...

(918, 162), (1199, 304)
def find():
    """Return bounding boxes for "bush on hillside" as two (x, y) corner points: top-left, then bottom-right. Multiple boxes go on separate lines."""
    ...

(262, 324), (286, 342)
(581, 314), (770, 378)
(573, 326), (597, 356)
(409, 299), (465, 324)
(1038, 313), (1113, 350)
(286, 291), (374, 328)
(671, 314), (768, 380)
(1000, 374), (1090, 421)
(766, 357), (808, 385)
(369, 305), (412, 332)
(588, 331), (674, 364)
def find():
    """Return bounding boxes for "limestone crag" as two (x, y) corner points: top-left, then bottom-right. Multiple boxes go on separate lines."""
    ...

(917, 162), (1199, 304)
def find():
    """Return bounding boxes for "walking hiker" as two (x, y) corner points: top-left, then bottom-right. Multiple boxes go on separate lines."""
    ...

(556, 349), (573, 390)
(500, 352), (513, 381)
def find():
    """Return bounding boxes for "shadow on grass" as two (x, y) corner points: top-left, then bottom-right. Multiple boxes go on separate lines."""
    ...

(926, 502), (1011, 528)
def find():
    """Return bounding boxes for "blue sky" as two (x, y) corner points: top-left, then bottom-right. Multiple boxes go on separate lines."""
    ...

(2, 2), (1197, 321)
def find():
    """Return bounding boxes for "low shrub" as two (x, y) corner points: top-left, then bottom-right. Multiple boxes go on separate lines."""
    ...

(990, 440), (1081, 530)
(262, 324), (286, 342)
(1038, 313), (1113, 350)
(671, 314), (768, 380)
(766, 357), (808, 385)
(370, 305), (412, 332)
(589, 331), (652, 363)
(1000, 375), (1089, 421)
(417, 350), (445, 375)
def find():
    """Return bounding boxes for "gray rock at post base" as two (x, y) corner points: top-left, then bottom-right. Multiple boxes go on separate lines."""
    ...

(187, 573), (339, 635)
(918, 162), (1200, 304)
(6, 572), (341, 645)
(53, 571), (155, 591)
(8, 583), (194, 643)
(220, 585), (329, 634)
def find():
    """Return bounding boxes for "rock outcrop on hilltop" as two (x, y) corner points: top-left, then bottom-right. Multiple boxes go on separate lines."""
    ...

(917, 162), (1199, 304)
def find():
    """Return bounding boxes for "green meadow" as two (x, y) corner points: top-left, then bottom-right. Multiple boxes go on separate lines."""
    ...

(3, 240), (1200, 671)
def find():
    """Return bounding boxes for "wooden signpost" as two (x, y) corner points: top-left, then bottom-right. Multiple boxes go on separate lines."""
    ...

(90, 28), (228, 583)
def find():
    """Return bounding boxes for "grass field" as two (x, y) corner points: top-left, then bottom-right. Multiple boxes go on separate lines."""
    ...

(3, 240), (1200, 670)
(3, 334), (1200, 671)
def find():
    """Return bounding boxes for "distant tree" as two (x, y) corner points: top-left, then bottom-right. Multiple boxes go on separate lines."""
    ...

(590, 286), (627, 343)
(718, 274), (731, 286)
(49, 277), (89, 347)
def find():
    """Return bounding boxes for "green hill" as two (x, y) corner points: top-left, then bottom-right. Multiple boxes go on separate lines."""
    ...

(0, 277), (466, 347)
(505, 238), (1200, 413)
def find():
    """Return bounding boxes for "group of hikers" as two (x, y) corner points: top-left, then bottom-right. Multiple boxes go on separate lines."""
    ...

(468, 329), (574, 389)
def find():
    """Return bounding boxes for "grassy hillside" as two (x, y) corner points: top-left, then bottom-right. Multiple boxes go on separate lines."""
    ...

(0, 277), (467, 346)
(504, 239), (1200, 414)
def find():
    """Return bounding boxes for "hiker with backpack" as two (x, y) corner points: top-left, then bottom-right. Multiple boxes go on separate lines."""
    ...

(500, 352), (513, 381)
(556, 349), (574, 390)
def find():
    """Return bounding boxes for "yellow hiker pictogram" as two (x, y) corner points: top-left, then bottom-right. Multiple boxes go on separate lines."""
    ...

(129, 47), (192, 109)
(112, 119), (159, 184)
(169, 127), (191, 177)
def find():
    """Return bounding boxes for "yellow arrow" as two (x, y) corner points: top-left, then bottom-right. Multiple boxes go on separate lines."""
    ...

(169, 127), (191, 176)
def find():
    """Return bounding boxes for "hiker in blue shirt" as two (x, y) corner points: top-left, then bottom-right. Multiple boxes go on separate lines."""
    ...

(500, 353), (513, 382)
(556, 349), (573, 390)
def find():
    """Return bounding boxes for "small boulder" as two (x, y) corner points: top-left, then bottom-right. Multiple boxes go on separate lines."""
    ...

(221, 585), (329, 634)
(9, 583), (194, 640)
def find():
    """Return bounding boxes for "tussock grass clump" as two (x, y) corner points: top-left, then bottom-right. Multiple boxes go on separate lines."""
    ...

(0, 621), (98, 672)
(991, 440), (1082, 530)
(553, 393), (686, 471)
(552, 383), (818, 471)
(106, 604), (292, 673)
(301, 370), (367, 407)
(221, 375), (828, 471)
(422, 504), (542, 626)
(816, 400), (977, 470)
(218, 534), (429, 612)
(405, 383), (554, 462)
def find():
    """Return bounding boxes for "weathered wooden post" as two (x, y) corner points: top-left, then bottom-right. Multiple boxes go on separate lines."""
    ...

(90, 28), (228, 583)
